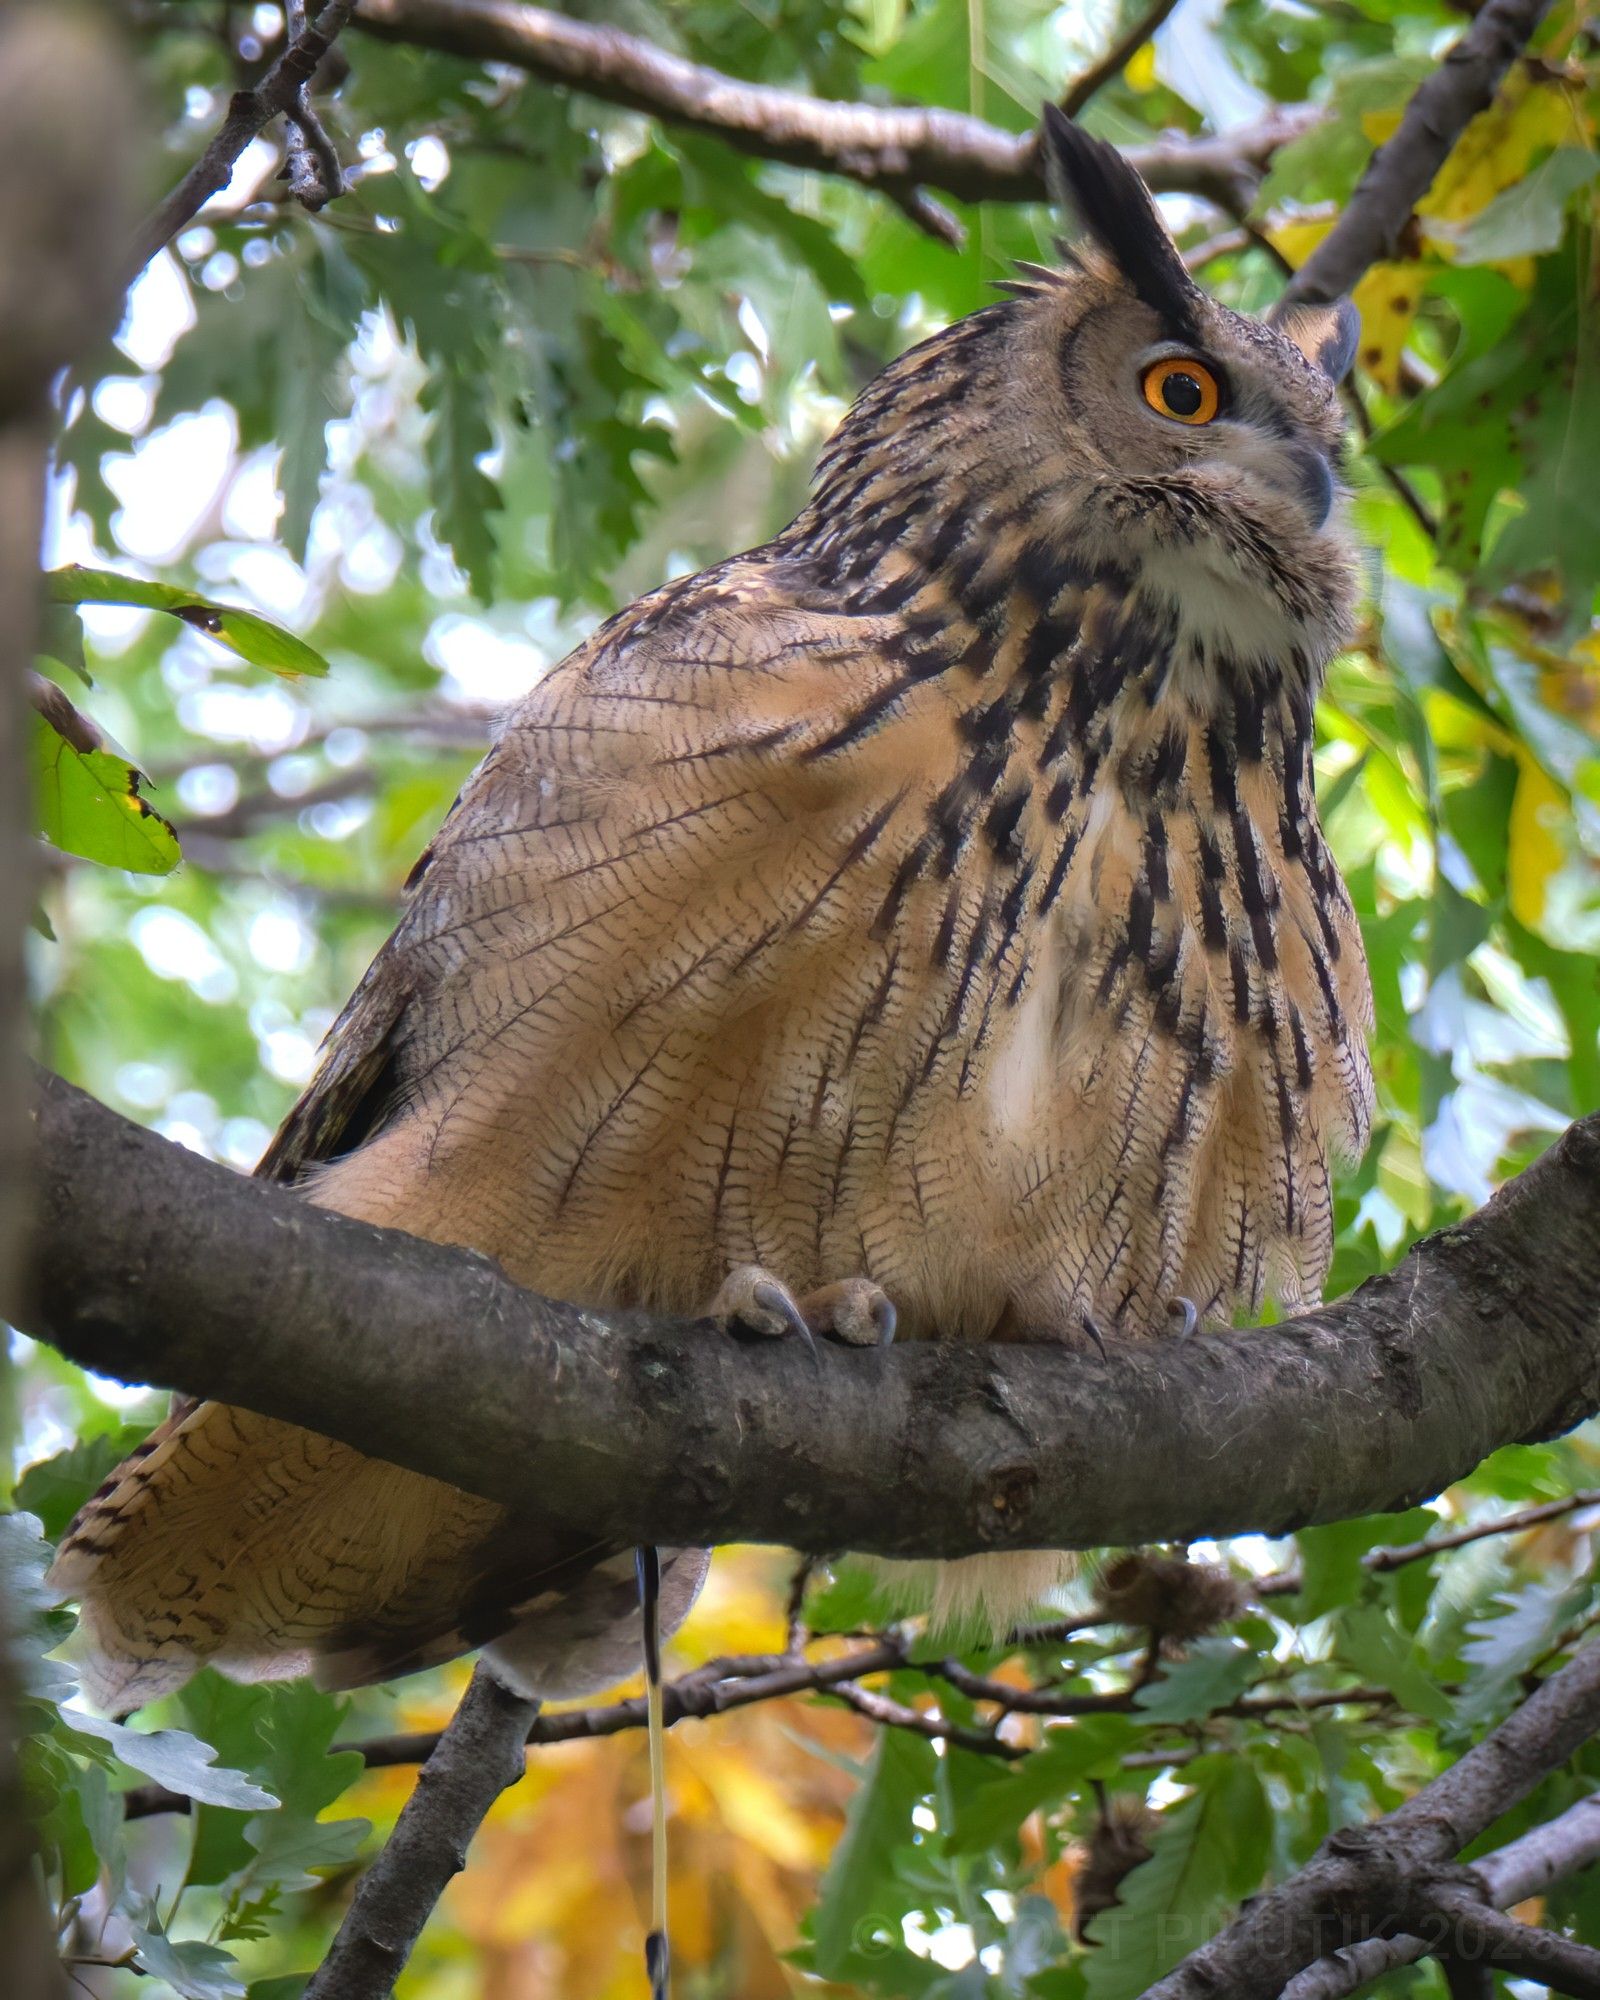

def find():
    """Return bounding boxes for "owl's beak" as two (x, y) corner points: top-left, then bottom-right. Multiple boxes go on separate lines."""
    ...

(1287, 444), (1336, 531)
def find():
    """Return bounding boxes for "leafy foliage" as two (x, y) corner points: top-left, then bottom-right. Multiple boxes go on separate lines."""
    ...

(10, 0), (1600, 1994)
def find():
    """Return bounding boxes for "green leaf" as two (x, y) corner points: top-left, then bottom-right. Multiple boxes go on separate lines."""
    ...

(31, 709), (180, 875)
(1291, 1510), (1437, 1624)
(809, 1726), (934, 1978)
(38, 1755), (118, 1898)
(45, 566), (329, 679)
(1335, 1607), (1453, 1723)
(239, 1808), (368, 1897)
(1456, 1576), (1595, 1729)
(1446, 149), (1600, 265)
(60, 1712), (279, 1812)
(0, 1511), (74, 1692)
(13, 1428), (150, 1540)
(1134, 1639), (1258, 1724)
(129, 1902), (246, 2000)
(945, 1716), (1135, 1855)
(37, 601), (90, 684)
(1083, 1758), (1270, 1998)
(219, 1684), (371, 1919)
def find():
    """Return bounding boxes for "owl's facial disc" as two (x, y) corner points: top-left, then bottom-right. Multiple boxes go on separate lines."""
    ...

(1125, 327), (1346, 535)
(1041, 108), (1356, 547)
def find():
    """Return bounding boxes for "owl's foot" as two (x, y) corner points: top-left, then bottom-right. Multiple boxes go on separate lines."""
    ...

(710, 1266), (897, 1350)
(801, 1277), (898, 1347)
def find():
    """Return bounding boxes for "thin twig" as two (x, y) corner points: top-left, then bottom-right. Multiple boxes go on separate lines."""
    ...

(1060, 0), (1184, 119)
(828, 1680), (1022, 1759)
(125, 0), (356, 286)
(282, 0), (349, 209)
(784, 1556), (818, 1655)
(1260, 1489), (1600, 1600)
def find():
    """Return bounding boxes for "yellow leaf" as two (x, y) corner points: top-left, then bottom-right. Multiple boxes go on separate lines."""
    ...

(1124, 41), (1157, 92)
(1269, 217), (1332, 269)
(1350, 263), (1423, 393)
(1421, 76), (1581, 227)
(1508, 755), (1568, 929)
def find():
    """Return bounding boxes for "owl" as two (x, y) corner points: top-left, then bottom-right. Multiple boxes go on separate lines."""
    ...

(50, 109), (1373, 1710)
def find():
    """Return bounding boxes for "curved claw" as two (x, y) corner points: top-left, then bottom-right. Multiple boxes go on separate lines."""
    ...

(1169, 1296), (1199, 1341)
(1080, 1310), (1109, 1360)
(752, 1278), (817, 1358)
(872, 1294), (897, 1346)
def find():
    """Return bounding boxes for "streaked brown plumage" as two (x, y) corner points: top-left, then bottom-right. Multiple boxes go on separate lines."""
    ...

(51, 114), (1373, 1709)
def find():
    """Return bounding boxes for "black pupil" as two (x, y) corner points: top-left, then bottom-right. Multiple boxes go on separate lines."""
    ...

(1162, 370), (1204, 416)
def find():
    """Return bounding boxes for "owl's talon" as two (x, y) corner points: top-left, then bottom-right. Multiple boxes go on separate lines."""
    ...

(1168, 1296), (1200, 1341)
(1080, 1310), (1109, 1359)
(708, 1266), (896, 1351)
(711, 1266), (817, 1351)
(798, 1277), (897, 1348)
(752, 1279), (816, 1351)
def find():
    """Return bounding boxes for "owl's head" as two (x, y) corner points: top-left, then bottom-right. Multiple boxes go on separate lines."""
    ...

(808, 109), (1361, 669)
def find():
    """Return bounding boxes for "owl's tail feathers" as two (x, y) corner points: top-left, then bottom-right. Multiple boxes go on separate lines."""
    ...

(45, 1401), (500, 1713)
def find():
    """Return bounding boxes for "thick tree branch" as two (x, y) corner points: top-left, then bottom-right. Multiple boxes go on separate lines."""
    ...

(1422, 1893), (1600, 1998)
(1150, 1640), (1600, 1999)
(20, 1069), (1600, 1566)
(1282, 0), (1555, 304)
(1288, 1796), (1600, 1996)
(126, 0), (356, 286)
(352, 0), (1313, 218)
(304, 1665), (538, 2000)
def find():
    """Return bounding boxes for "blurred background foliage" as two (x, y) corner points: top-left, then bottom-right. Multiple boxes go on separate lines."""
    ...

(11, 0), (1600, 1994)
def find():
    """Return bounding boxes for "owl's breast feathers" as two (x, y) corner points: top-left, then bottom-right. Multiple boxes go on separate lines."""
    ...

(294, 471), (1372, 1348)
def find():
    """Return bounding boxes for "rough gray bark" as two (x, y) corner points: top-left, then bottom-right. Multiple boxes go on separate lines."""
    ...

(303, 1666), (537, 2000)
(1282, 0), (1554, 305)
(20, 1069), (1600, 1564)
(1286, 1796), (1600, 1998)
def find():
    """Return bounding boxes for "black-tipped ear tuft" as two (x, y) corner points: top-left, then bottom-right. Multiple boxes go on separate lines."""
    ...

(1269, 296), (1361, 384)
(1039, 103), (1202, 340)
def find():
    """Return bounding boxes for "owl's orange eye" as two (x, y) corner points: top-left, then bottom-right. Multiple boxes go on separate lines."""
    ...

(1141, 357), (1221, 425)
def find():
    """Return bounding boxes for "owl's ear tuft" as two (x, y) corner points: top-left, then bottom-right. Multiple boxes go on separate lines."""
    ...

(1270, 297), (1361, 384)
(1039, 104), (1202, 340)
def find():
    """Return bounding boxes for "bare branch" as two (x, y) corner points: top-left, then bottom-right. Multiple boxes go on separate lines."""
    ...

(305, 1665), (537, 2000)
(282, 1), (350, 210)
(1258, 1488), (1600, 1600)
(352, 0), (1314, 216)
(1286, 1794), (1600, 1997)
(1282, 0), (1555, 305)
(1423, 1893), (1600, 1999)
(21, 1070), (1600, 1568)
(126, 0), (357, 287)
